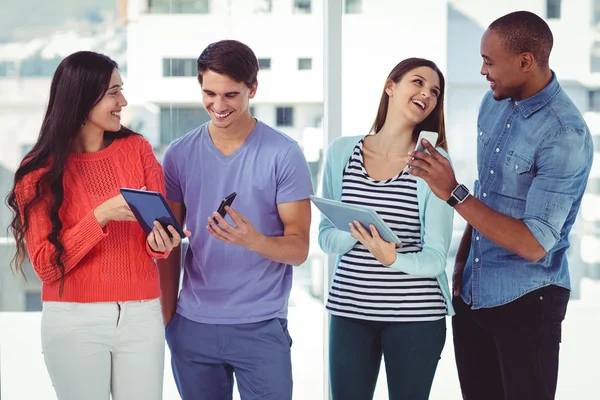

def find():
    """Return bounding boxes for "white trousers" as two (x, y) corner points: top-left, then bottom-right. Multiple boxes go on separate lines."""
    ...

(41, 298), (165, 400)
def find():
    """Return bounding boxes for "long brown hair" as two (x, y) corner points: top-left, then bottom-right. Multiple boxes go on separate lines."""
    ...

(6, 51), (138, 295)
(370, 58), (448, 152)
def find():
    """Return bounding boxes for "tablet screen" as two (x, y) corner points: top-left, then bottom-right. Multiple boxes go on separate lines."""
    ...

(120, 188), (186, 238)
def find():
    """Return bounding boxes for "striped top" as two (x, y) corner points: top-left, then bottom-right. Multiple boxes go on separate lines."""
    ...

(325, 139), (447, 322)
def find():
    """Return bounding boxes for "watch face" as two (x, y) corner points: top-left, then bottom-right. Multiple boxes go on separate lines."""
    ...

(454, 185), (469, 200)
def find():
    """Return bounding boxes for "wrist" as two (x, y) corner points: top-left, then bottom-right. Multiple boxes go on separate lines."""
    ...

(446, 183), (470, 207)
(247, 233), (267, 253)
(94, 207), (108, 228)
(382, 252), (397, 267)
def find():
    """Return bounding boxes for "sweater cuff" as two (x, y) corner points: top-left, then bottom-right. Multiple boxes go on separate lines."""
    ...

(145, 240), (171, 259)
(81, 211), (109, 241)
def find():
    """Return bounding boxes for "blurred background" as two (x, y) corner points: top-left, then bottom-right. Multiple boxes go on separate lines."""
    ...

(0, 0), (598, 398)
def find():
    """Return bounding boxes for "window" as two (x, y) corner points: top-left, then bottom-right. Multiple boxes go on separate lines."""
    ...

(589, 90), (600, 111)
(258, 58), (272, 70)
(160, 106), (210, 145)
(25, 292), (42, 312)
(0, 61), (17, 77)
(276, 106), (294, 127)
(345, 0), (362, 14)
(163, 58), (196, 77)
(298, 58), (312, 70)
(546, 0), (561, 19)
(253, 0), (272, 13)
(293, 0), (311, 14)
(20, 144), (33, 158)
(148, 0), (209, 14)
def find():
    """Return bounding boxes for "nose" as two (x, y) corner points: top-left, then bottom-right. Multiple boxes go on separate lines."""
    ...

(480, 63), (488, 76)
(118, 92), (128, 107)
(213, 97), (226, 111)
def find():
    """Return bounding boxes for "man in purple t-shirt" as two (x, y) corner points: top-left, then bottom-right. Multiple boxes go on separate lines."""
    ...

(157, 40), (313, 400)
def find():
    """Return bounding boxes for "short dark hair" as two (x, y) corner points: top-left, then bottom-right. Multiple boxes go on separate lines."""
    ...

(197, 40), (259, 88)
(488, 11), (553, 69)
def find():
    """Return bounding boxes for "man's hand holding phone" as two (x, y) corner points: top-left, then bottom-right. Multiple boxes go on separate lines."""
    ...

(207, 192), (265, 251)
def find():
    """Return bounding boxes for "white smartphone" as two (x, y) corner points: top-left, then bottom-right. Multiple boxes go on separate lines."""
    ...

(404, 130), (439, 173)
(414, 130), (439, 154)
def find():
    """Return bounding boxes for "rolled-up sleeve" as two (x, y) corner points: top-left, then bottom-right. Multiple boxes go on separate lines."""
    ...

(524, 128), (593, 252)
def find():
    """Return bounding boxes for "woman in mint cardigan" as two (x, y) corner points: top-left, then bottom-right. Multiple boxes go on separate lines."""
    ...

(318, 58), (454, 400)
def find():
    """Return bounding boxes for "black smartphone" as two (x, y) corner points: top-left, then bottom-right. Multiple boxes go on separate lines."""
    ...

(214, 192), (237, 222)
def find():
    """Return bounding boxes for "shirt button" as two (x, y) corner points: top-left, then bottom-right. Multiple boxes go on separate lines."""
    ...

(515, 165), (518, 169)
(476, 236), (480, 241)
(507, 124), (511, 128)
(475, 258), (479, 262)
(496, 148), (500, 152)
(490, 170), (494, 174)
(479, 131), (483, 136)
(515, 101), (519, 105)
(483, 193), (487, 197)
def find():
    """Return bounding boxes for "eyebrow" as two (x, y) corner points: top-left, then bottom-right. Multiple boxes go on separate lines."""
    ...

(202, 89), (240, 96)
(108, 83), (123, 90)
(413, 74), (441, 92)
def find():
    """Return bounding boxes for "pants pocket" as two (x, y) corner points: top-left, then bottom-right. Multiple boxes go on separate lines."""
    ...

(272, 318), (293, 349)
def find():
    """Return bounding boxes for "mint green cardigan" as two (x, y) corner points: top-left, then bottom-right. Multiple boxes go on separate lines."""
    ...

(317, 135), (455, 316)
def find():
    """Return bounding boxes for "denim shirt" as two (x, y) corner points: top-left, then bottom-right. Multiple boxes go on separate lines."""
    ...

(460, 72), (594, 309)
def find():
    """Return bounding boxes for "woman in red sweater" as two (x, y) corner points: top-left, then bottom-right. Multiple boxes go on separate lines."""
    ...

(7, 51), (188, 400)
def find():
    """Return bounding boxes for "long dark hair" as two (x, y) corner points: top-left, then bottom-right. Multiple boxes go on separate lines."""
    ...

(370, 58), (448, 152)
(7, 51), (137, 294)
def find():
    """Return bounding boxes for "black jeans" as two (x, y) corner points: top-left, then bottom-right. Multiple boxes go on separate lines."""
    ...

(452, 285), (570, 400)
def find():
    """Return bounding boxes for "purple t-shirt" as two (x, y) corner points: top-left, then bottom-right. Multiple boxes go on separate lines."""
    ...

(162, 120), (314, 324)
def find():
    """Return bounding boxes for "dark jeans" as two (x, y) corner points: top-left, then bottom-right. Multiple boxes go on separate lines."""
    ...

(452, 285), (570, 400)
(329, 314), (446, 400)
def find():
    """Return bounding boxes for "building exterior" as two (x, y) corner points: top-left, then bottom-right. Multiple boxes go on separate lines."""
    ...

(0, 0), (598, 310)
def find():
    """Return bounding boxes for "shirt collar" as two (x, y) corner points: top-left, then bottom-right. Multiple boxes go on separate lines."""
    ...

(509, 71), (561, 119)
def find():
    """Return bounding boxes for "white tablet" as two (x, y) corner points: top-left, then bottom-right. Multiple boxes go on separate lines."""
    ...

(310, 195), (402, 244)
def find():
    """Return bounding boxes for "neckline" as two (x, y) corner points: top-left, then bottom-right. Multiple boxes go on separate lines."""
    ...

(356, 139), (410, 184)
(68, 136), (123, 162)
(204, 120), (261, 163)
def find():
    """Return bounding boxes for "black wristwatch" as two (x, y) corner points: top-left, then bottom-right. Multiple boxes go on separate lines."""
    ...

(446, 184), (470, 207)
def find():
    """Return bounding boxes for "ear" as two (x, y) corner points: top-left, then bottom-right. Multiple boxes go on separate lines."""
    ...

(248, 81), (258, 99)
(520, 53), (534, 72)
(385, 79), (395, 97)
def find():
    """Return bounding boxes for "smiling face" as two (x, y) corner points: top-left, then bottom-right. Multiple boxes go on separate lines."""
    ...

(200, 69), (257, 131)
(386, 66), (441, 127)
(480, 28), (528, 100)
(86, 68), (127, 132)
(85, 68), (127, 132)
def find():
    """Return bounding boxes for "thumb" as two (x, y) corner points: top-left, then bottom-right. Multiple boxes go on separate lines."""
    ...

(140, 186), (147, 190)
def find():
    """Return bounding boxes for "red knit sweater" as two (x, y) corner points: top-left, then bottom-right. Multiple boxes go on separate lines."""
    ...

(16, 134), (169, 302)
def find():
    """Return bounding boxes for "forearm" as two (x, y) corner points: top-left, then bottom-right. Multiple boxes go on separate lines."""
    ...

(454, 196), (545, 262)
(250, 234), (309, 266)
(28, 211), (108, 283)
(157, 248), (181, 322)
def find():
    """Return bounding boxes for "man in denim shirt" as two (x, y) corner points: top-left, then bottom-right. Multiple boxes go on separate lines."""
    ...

(406, 11), (593, 400)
